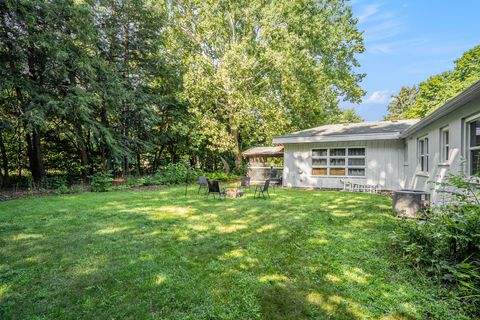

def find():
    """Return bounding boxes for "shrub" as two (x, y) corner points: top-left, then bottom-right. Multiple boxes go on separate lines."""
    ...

(38, 175), (69, 190)
(89, 171), (113, 192)
(125, 176), (141, 188)
(69, 184), (84, 194)
(204, 171), (240, 181)
(154, 162), (199, 185)
(391, 173), (480, 316)
(54, 185), (70, 195)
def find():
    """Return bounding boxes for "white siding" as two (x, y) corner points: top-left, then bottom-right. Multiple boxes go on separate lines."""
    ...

(280, 94), (480, 202)
(404, 97), (480, 203)
(283, 140), (406, 190)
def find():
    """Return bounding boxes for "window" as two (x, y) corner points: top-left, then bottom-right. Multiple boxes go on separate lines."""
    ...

(440, 128), (450, 162)
(468, 119), (480, 175)
(418, 136), (429, 172)
(311, 147), (365, 176)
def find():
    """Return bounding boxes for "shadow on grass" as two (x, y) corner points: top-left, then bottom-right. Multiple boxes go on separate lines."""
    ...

(0, 187), (459, 319)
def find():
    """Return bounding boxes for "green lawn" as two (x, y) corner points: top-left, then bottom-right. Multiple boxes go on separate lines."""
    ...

(0, 187), (467, 319)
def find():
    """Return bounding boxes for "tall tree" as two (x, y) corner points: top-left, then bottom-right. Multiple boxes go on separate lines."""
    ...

(1, 0), (83, 181)
(332, 108), (363, 123)
(387, 45), (480, 119)
(168, 0), (365, 167)
(384, 86), (419, 120)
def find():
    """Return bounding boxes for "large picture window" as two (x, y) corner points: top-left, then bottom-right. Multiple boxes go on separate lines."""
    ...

(468, 119), (480, 175)
(418, 136), (429, 172)
(311, 147), (366, 177)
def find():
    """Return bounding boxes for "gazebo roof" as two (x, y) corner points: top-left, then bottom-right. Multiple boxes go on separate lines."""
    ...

(241, 146), (284, 158)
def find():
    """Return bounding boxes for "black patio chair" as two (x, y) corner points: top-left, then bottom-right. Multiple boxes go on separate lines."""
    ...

(239, 177), (251, 192)
(206, 180), (225, 199)
(254, 179), (271, 199)
(198, 176), (208, 194)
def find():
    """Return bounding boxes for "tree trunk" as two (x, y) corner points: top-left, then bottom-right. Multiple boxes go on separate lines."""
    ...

(75, 123), (89, 179)
(135, 152), (142, 176)
(220, 156), (231, 173)
(0, 132), (9, 188)
(26, 129), (45, 182)
(231, 127), (243, 168)
(100, 107), (111, 170)
(123, 156), (129, 177)
(152, 145), (164, 173)
(78, 144), (88, 178)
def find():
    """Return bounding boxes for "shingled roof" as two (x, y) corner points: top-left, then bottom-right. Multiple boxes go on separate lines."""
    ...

(273, 119), (419, 143)
(242, 146), (284, 158)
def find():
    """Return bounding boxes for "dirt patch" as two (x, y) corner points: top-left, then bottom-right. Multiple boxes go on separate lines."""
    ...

(128, 185), (167, 192)
(0, 184), (166, 202)
(0, 189), (55, 202)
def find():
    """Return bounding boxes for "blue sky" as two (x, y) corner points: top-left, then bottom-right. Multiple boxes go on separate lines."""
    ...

(343, 0), (480, 121)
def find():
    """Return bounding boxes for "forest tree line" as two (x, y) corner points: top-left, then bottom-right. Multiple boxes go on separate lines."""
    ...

(0, 0), (366, 187)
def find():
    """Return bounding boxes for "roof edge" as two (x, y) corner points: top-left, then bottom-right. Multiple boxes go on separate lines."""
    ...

(273, 132), (401, 144)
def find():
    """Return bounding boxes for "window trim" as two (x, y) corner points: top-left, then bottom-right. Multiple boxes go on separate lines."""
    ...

(440, 127), (450, 163)
(311, 147), (366, 177)
(417, 136), (429, 173)
(466, 114), (480, 176)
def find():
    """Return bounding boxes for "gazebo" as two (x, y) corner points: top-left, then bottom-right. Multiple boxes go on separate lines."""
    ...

(241, 146), (284, 184)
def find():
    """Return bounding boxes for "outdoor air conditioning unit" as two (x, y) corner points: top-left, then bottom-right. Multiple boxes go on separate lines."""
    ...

(392, 190), (431, 218)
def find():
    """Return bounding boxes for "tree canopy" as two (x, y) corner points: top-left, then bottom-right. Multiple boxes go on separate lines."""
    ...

(384, 45), (480, 120)
(0, 0), (365, 186)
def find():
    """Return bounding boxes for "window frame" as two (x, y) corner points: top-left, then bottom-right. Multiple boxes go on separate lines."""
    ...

(417, 136), (429, 173)
(311, 147), (366, 177)
(466, 114), (480, 176)
(440, 127), (450, 163)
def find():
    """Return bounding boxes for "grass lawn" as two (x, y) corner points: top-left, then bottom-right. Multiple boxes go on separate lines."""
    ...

(0, 187), (468, 319)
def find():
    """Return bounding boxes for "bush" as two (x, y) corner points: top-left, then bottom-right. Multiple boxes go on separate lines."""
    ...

(154, 162), (199, 185)
(89, 171), (113, 192)
(54, 184), (70, 195)
(204, 171), (240, 181)
(69, 184), (84, 194)
(391, 173), (480, 316)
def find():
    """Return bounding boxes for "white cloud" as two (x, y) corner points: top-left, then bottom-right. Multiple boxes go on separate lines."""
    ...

(357, 4), (380, 22)
(354, 2), (406, 44)
(363, 90), (394, 104)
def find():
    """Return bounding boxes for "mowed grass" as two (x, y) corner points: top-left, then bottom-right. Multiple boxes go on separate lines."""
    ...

(0, 187), (467, 319)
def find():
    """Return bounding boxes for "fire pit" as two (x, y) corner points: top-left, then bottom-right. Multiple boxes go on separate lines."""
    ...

(224, 188), (244, 199)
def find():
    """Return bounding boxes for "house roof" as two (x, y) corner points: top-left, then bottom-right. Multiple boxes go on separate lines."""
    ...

(273, 119), (419, 144)
(241, 146), (284, 158)
(400, 79), (480, 138)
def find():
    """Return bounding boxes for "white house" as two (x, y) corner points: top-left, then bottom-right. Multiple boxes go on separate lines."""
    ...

(272, 80), (480, 202)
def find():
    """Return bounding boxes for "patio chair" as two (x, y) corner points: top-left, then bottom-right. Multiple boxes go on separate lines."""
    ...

(206, 180), (226, 199)
(254, 179), (271, 199)
(270, 177), (282, 189)
(239, 177), (251, 192)
(198, 176), (208, 194)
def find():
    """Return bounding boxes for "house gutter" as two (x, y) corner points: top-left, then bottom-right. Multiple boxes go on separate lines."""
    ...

(272, 132), (401, 144)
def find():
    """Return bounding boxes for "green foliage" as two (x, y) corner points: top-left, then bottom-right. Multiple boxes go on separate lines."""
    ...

(1, 0), (365, 181)
(69, 184), (84, 194)
(89, 171), (113, 192)
(231, 162), (247, 176)
(391, 173), (480, 316)
(153, 162), (199, 185)
(330, 108), (364, 124)
(384, 86), (419, 120)
(169, 0), (365, 164)
(204, 171), (240, 182)
(386, 45), (480, 120)
(0, 188), (469, 319)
